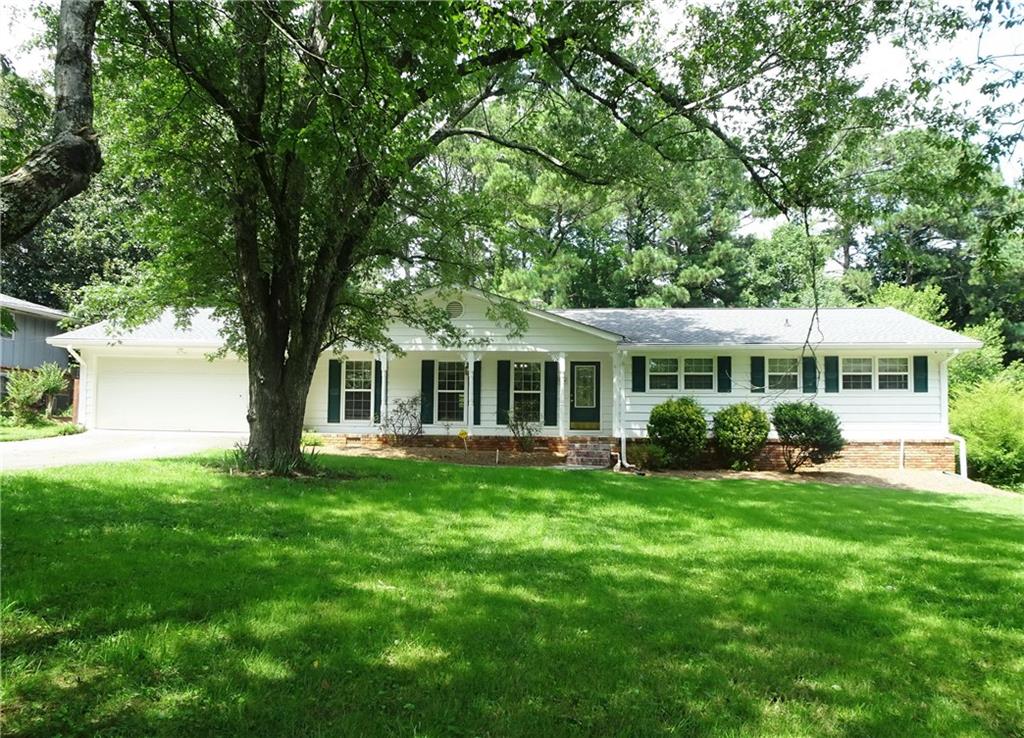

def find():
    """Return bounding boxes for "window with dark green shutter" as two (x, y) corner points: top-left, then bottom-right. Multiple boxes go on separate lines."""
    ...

(824, 356), (839, 393)
(543, 361), (558, 426)
(631, 356), (646, 392)
(802, 356), (817, 393)
(750, 356), (765, 393)
(373, 360), (382, 422)
(472, 360), (482, 425)
(327, 359), (341, 423)
(496, 360), (511, 425)
(420, 360), (434, 424)
(717, 356), (732, 393)
(913, 355), (929, 392)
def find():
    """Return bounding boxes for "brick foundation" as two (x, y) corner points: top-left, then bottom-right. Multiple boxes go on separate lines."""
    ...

(624, 438), (955, 472)
(317, 433), (955, 472)
(318, 434), (613, 455)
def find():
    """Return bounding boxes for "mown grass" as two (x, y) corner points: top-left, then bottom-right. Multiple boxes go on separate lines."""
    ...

(2, 456), (1022, 737)
(0, 421), (81, 442)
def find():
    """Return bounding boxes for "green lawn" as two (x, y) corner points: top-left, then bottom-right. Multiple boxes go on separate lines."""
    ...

(3, 457), (1022, 737)
(0, 421), (80, 442)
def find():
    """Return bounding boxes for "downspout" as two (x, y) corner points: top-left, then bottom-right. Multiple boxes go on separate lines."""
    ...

(940, 350), (968, 479)
(618, 347), (629, 469)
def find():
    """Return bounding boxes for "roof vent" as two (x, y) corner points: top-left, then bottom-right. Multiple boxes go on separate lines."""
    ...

(445, 300), (464, 319)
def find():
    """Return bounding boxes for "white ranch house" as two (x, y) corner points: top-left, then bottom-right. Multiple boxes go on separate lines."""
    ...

(48, 289), (981, 470)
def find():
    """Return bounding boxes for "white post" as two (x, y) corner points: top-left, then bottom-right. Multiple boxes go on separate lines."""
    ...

(379, 353), (389, 429)
(611, 350), (621, 439)
(465, 351), (475, 436)
(557, 352), (567, 438)
(617, 348), (628, 467)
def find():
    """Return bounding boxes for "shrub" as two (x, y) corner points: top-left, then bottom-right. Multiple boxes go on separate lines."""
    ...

(647, 397), (707, 468)
(34, 362), (68, 417)
(56, 423), (85, 436)
(950, 376), (1024, 488)
(771, 402), (844, 472)
(4, 369), (46, 424)
(381, 395), (423, 446)
(507, 409), (539, 452)
(300, 431), (323, 447)
(713, 403), (770, 470)
(628, 441), (669, 471)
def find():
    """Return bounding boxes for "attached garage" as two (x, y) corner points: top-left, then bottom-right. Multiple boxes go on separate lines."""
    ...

(94, 356), (248, 432)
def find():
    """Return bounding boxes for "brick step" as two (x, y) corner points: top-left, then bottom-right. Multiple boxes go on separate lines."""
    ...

(566, 442), (612, 467)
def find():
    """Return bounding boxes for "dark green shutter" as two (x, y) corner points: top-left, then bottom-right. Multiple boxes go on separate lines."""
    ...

(420, 360), (434, 424)
(824, 356), (839, 393)
(373, 360), (382, 422)
(750, 356), (765, 393)
(717, 356), (732, 393)
(472, 360), (482, 425)
(631, 356), (646, 392)
(913, 356), (928, 392)
(802, 356), (817, 393)
(543, 361), (558, 426)
(497, 360), (511, 425)
(328, 359), (341, 423)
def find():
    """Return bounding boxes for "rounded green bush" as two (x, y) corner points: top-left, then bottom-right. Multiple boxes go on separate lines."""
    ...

(950, 376), (1024, 488)
(713, 403), (770, 470)
(629, 442), (670, 471)
(647, 397), (708, 468)
(771, 402), (844, 472)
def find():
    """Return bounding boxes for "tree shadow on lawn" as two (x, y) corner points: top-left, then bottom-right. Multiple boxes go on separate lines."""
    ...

(2, 455), (1022, 737)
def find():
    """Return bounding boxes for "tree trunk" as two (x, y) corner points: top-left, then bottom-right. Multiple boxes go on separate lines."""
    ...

(0, 0), (102, 243)
(245, 363), (310, 471)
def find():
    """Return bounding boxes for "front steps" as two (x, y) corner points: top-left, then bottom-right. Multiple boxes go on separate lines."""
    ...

(565, 440), (612, 467)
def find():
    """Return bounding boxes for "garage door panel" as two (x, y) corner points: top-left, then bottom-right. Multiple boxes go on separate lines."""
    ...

(96, 358), (248, 431)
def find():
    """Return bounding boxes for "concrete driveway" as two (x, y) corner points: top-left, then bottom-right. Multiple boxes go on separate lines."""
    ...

(1, 430), (248, 472)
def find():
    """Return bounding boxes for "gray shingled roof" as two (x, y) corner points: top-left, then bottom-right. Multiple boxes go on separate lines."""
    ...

(49, 305), (981, 350)
(0, 293), (67, 321)
(49, 309), (226, 346)
(550, 307), (982, 348)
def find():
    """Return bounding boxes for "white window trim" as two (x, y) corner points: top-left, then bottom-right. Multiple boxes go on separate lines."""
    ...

(840, 357), (875, 392)
(574, 363), (598, 408)
(647, 357), (680, 392)
(767, 357), (800, 391)
(434, 360), (466, 425)
(682, 357), (716, 392)
(342, 359), (374, 422)
(511, 361), (544, 423)
(877, 356), (912, 392)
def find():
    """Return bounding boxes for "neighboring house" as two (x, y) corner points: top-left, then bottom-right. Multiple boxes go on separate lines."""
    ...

(47, 289), (981, 470)
(0, 293), (69, 396)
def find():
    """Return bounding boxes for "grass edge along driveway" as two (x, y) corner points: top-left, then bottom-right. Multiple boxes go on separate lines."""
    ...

(3, 455), (1022, 737)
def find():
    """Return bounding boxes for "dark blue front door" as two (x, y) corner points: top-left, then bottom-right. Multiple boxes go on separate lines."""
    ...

(569, 361), (600, 430)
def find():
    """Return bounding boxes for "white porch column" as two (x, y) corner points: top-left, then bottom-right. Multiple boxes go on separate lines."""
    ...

(379, 353), (389, 428)
(557, 352), (567, 438)
(465, 351), (476, 436)
(612, 349), (622, 439)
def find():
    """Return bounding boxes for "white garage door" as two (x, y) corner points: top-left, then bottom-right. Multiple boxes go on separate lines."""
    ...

(95, 357), (248, 431)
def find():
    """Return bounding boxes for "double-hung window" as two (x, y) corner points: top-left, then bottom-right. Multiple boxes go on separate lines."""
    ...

(767, 358), (799, 390)
(343, 360), (372, 420)
(878, 357), (909, 390)
(649, 358), (679, 390)
(436, 361), (466, 422)
(683, 358), (714, 390)
(512, 362), (542, 422)
(842, 358), (873, 390)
